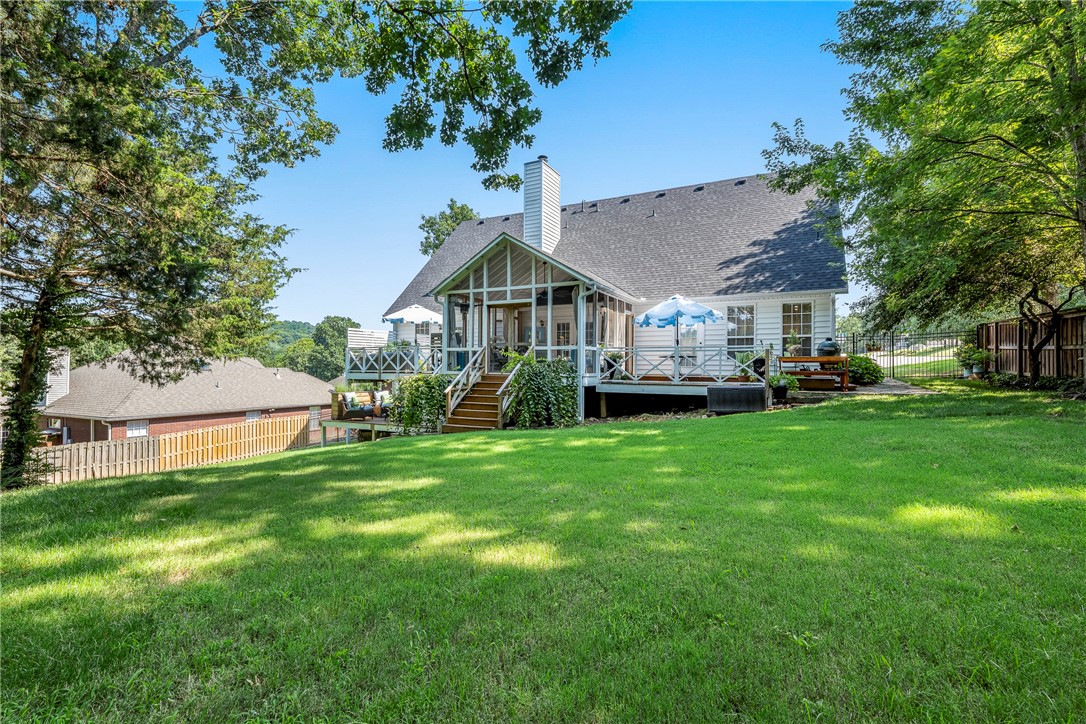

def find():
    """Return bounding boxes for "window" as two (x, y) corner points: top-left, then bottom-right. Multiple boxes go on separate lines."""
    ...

(727, 305), (755, 358)
(415, 321), (431, 339)
(679, 326), (700, 348)
(126, 419), (149, 438)
(556, 322), (571, 346)
(309, 406), (321, 432)
(245, 411), (261, 423)
(782, 302), (814, 355)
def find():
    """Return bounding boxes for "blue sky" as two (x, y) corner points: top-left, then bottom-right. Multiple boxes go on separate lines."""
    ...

(241, 1), (856, 327)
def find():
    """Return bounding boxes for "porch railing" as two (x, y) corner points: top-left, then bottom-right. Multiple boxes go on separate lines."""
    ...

(445, 348), (485, 419)
(495, 346), (533, 428)
(598, 345), (768, 385)
(345, 345), (442, 378)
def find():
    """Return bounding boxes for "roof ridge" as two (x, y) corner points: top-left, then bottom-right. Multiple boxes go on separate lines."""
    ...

(464, 173), (773, 225)
(98, 363), (144, 419)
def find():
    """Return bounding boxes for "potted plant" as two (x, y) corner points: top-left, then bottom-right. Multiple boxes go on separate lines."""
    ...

(954, 343), (978, 377)
(729, 351), (756, 382)
(603, 350), (629, 380)
(971, 350), (993, 375)
(769, 373), (799, 402)
(786, 331), (804, 356)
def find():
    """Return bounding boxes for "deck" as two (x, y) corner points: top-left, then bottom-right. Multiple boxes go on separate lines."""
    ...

(344, 346), (441, 381)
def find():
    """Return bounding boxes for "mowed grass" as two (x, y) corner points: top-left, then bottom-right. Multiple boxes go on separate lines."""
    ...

(893, 358), (961, 379)
(3, 382), (1084, 721)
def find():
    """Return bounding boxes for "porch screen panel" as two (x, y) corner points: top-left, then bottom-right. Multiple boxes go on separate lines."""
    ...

(782, 302), (813, 355)
(450, 295), (467, 347)
(551, 267), (574, 283)
(509, 247), (533, 286)
(487, 250), (508, 289)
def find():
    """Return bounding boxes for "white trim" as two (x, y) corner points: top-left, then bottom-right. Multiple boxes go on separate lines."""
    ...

(126, 419), (149, 438)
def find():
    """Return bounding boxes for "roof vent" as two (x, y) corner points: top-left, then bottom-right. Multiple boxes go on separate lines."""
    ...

(620, 198), (629, 204)
(476, 220), (484, 225)
(561, 206), (567, 212)
(589, 202), (597, 209)
(656, 192), (666, 198)
(735, 179), (747, 186)
(694, 185), (705, 192)
(502, 216), (510, 221)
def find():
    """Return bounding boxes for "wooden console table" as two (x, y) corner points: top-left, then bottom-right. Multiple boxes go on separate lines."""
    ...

(778, 355), (852, 391)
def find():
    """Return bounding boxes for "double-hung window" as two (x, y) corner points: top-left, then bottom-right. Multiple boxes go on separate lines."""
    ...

(727, 305), (755, 359)
(782, 303), (814, 355)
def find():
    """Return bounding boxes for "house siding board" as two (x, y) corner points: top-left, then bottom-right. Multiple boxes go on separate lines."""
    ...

(385, 175), (846, 318)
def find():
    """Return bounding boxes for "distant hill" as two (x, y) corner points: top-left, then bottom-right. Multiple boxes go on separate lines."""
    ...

(258, 320), (315, 365)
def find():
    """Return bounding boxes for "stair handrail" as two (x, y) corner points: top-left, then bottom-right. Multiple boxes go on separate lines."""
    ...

(445, 347), (485, 419)
(495, 346), (533, 427)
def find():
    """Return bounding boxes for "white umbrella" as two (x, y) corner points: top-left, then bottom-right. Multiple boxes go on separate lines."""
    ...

(382, 304), (442, 345)
(634, 294), (733, 345)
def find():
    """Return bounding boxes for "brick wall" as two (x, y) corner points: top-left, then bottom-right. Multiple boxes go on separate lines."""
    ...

(50, 406), (330, 444)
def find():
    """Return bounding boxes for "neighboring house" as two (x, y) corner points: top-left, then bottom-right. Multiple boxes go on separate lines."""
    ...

(347, 328), (389, 349)
(348, 156), (847, 426)
(42, 356), (333, 444)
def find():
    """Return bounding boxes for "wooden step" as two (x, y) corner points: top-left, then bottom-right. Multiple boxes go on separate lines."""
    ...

(471, 382), (504, 393)
(456, 400), (500, 413)
(442, 423), (495, 435)
(445, 412), (500, 427)
(449, 407), (499, 421)
(480, 374), (509, 382)
(460, 392), (500, 403)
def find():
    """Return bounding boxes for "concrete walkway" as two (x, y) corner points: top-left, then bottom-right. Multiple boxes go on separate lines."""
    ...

(791, 378), (938, 403)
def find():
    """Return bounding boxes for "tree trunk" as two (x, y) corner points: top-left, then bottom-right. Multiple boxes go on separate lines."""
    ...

(1, 283), (58, 488)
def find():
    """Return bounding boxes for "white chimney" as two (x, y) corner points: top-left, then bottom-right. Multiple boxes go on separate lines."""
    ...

(523, 155), (561, 254)
(39, 348), (70, 407)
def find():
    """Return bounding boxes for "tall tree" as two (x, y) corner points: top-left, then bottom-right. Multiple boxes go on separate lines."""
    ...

(763, 1), (1086, 383)
(0, 1), (629, 487)
(307, 315), (359, 381)
(419, 198), (478, 256)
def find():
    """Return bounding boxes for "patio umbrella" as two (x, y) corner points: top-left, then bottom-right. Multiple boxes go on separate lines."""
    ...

(382, 304), (442, 345)
(634, 295), (731, 345)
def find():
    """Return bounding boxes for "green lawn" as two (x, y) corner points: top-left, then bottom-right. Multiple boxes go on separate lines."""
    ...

(4, 381), (1085, 721)
(893, 358), (962, 378)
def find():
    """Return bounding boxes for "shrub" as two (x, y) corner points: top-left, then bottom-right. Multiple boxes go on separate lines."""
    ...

(769, 373), (799, 391)
(988, 373), (1085, 393)
(388, 373), (453, 434)
(502, 353), (578, 428)
(848, 355), (885, 385)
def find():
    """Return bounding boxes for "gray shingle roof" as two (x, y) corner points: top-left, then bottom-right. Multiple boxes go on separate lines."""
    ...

(44, 357), (333, 421)
(385, 174), (847, 315)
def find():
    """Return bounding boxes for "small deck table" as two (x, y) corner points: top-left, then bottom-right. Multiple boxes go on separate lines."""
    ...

(778, 355), (852, 391)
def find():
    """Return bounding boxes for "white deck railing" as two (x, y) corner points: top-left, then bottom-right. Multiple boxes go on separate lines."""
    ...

(598, 345), (768, 385)
(445, 348), (485, 419)
(495, 346), (533, 427)
(345, 345), (442, 378)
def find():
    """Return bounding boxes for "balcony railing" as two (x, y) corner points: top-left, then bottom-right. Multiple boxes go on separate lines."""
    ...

(597, 346), (768, 385)
(345, 346), (442, 379)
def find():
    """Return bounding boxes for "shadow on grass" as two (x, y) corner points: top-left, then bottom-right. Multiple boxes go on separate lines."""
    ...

(2, 383), (1084, 719)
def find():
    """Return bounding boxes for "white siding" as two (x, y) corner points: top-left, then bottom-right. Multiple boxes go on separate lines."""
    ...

(627, 292), (837, 375)
(44, 349), (70, 406)
(347, 328), (388, 348)
(523, 157), (561, 254)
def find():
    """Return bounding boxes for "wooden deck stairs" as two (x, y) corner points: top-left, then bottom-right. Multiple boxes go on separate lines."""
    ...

(443, 373), (507, 434)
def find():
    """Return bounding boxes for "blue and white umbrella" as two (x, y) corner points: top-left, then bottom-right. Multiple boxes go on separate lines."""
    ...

(635, 295), (730, 328)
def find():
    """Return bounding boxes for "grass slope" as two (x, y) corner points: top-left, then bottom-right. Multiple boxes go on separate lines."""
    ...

(3, 382), (1085, 721)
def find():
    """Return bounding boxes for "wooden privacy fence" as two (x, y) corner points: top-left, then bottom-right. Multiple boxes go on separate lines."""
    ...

(976, 308), (1086, 379)
(44, 415), (310, 484)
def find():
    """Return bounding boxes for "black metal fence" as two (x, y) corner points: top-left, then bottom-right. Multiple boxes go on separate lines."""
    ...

(835, 330), (976, 379)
